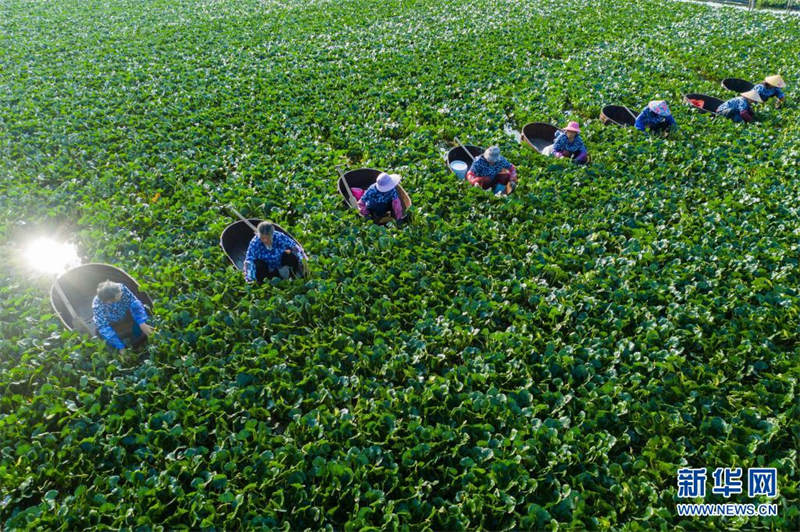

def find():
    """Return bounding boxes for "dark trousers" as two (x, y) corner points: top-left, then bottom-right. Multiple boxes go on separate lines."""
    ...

(253, 252), (302, 283)
(718, 106), (745, 122)
(367, 202), (391, 221)
(111, 309), (146, 348)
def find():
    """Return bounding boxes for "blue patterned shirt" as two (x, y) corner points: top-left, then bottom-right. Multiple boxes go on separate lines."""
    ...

(552, 130), (586, 154)
(92, 284), (149, 349)
(361, 184), (399, 214)
(244, 231), (305, 281)
(634, 107), (677, 131)
(468, 155), (512, 180)
(753, 83), (784, 101)
(717, 96), (751, 116)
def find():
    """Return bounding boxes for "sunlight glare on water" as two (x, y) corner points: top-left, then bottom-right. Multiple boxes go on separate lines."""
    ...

(24, 238), (80, 274)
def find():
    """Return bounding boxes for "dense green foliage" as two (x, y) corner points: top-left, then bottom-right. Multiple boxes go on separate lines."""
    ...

(1, 0), (799, 528)
(756, 0), (799, 10)
(697, 0), (798, 11)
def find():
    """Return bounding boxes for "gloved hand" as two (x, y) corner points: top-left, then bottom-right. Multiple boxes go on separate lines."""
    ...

(740, 109), (754, 123)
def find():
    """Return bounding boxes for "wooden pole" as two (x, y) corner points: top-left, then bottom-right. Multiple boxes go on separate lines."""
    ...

(228, 205), (259, 232)
(53, 278), (90, 334)
(454, 137), (476, 162)
(335, 166), (359, 209)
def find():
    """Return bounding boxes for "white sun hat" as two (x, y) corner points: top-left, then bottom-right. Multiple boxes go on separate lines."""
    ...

(376, 172), (402, 192)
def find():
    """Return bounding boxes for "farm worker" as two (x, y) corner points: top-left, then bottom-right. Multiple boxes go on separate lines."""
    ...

(543, 122), (588, 164)
(93, 281), (153, 351)
(244, 221), (305, 283)
(753, 75), (786, 108)
(466, 146), (517, 195)
(716, 90), (762, 123)
(635, 100), (677, 134)
(353, 172), (406, 223)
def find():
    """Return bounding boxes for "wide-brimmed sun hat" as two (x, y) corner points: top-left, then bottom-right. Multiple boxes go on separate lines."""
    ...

(565, 121), (581, 133)
(764, 75), (786, 88)
(648, 100), (671, 116)
(484, 146), (501, 163)
(376, 172), (402, 192)
(741, 90), (763, 103)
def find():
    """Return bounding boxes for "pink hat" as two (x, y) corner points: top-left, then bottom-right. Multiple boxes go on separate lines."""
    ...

(376, 172), (402, 192)
(565, 121), (580, 133)
(648, 100), (671, 117)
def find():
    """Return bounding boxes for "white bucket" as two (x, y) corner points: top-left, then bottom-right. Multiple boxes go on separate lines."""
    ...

(450, 160), (468, 180)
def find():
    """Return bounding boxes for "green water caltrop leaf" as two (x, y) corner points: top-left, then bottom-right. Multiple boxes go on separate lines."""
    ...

(1, 0), (799, 529)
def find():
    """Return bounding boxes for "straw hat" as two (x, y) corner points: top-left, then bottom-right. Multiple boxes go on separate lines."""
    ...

(484, 146), (501, 163)
(648, 100), (671, 116)
(376, 172), (402, 192)
(741, 90), (763, 103)
(565, 121), (581, 133)
(764, 75), (786, 88)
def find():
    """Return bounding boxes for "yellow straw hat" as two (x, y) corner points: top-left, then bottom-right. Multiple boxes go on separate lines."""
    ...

(741, 89), (763, 103)
(764, 75), (786, 88)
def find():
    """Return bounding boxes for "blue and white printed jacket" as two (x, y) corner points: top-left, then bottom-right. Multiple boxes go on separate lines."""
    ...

(93, 284), (148, 349)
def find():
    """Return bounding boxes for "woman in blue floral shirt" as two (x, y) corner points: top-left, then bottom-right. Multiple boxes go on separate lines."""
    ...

(543, 122), (589, 164)
(717, 90), (762, 123)
(753, 75), (786, 108)
(355, 173), (406, 223)
(466, 146), (517, 195)
(244, 221), (306, 283)
(635, 100), (677, 134)
(92, 281), (152, 350)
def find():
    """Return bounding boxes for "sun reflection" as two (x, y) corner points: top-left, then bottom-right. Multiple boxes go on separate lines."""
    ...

(24, 238), (81, 274)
